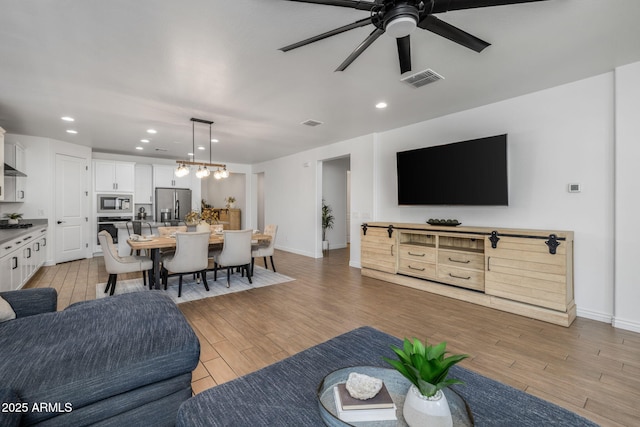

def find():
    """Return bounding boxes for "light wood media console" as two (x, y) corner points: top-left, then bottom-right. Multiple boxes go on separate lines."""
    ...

(361, 222), (575, 326)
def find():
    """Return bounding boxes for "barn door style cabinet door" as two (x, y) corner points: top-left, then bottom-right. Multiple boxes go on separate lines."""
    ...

(360, 224), (397, 274)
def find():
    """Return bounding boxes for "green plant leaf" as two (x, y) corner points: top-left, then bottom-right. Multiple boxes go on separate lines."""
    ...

(417, 378), (438, 397)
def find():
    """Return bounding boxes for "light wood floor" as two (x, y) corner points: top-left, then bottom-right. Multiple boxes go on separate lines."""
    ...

(25, 248), (640, 426)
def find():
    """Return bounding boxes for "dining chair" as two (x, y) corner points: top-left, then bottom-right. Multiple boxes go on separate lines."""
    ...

(157, 225), (187, 258)
(212, 229), (253, 288)
(98, 231), (153, 295)
(126, 220), (153, 256)
(251, 224), (278, 275)
(160, 231), (211, 297)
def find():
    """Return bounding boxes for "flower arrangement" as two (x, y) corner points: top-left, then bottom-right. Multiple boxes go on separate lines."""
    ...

(185, 208), (219, 225)
(383, 338), (468, 398)
(225, 196), (236, 208)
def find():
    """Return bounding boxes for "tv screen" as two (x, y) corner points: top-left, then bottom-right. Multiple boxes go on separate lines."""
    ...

(396, 134), (508, 206)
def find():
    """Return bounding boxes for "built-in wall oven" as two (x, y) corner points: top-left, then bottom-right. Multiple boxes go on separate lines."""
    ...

(97, 194), (133, 214)
(97, 216), (133, 245)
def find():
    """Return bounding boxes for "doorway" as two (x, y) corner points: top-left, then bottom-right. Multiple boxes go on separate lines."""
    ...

(321, 156), (351, 256)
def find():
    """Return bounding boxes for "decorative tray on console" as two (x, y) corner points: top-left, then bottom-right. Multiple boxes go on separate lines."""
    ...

(317, 366), (473, 427)
(427, 219), (461, 226)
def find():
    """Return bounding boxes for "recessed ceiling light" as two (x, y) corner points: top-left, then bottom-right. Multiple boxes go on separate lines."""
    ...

(66, 130), (78, 134)
(211, 139), (219, 143)
(140, 139), (150, 143)
(135, 146), (143, 150)
(187, 152), (194, 156)
(61, 116), (74, 122)
(147, 129), (157, 134)
(197, 146), (205, 150)
(376, 102), (388, 109)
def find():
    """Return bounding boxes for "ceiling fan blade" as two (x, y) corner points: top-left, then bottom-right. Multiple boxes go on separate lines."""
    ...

(283, 0), (376, 11)
(431, 0), (548, 13)
(279, 17), (372, 52)
(396, 36), (411, 74)
(418, 15), (490, 53)
(335, 27), (384, 71)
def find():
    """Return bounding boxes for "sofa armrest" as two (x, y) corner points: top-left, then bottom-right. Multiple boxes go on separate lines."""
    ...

(0, 388), (22, 427)
(0, 288), (57, 318)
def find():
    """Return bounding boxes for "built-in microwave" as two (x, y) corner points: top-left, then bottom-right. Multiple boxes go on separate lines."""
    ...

(97, 194), (133, 213)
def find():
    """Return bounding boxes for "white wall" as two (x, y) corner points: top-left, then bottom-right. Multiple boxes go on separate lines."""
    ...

(614, 61), (640, 332)
(374, 74), (615, 323)
(256, 72), (621, 328)
(253, 134), (374, 260)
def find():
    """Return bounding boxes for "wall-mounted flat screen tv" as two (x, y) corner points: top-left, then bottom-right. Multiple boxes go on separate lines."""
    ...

(396, 134), (508, 206)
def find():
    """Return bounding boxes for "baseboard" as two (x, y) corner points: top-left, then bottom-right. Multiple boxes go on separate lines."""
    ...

(612, 316), (640, 333)
(274, 244), (316, 258)
(576, 307), (613, 324)
(349, 260), (362, 269)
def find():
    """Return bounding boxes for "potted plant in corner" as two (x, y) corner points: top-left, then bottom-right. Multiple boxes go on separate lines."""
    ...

(321, 199), (334, 254)
(4, 213), (23, 225)
(383, 338), (469, 427)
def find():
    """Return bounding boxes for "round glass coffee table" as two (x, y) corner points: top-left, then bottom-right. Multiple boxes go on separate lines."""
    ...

(317, 366), (474, 426)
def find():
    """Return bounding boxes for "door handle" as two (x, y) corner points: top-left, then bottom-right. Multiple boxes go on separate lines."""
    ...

(57, 220), (65, 224)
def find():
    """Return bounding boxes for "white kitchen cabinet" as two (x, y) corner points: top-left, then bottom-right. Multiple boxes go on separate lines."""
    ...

(0, 226), (46, 291)
(153, 164), (190, 188)
(3, 142), (26, 202)
(94, 160), (135, 193)
(0, 250), (20, 292)
(135, 164), (153, 204)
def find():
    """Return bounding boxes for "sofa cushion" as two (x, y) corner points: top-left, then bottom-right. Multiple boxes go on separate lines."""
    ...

(0, 388), (22, 426)
(0, 296), (16, 323)
(0, 291), (199, 425)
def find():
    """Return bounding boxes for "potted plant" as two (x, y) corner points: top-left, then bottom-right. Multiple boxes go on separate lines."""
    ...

(4, 213), (23, 225)
(225, 196), (236, 209)
(321, 199), (334, 254)
(383, 338), (468, 427)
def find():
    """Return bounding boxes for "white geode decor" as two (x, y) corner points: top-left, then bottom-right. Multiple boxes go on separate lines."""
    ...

(345, 372), (383, 400)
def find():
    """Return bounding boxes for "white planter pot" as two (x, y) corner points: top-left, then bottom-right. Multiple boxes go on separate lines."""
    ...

(8, 219), (19, 225)
(196, 222), (210, 233)
(322, 241), (329, 250)
(403, 385), (452, 427)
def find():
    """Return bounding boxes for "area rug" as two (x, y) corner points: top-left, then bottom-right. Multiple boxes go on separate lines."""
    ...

(96, 266), (295, 304)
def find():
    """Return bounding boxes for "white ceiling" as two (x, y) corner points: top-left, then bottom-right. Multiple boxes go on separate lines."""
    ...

(1, 0), (639, 164)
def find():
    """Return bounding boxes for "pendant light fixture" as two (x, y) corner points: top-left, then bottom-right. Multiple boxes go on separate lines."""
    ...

(175, 118), (227, 179)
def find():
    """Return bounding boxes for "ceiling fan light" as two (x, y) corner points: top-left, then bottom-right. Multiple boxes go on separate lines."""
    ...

(385, 16), (417, 38)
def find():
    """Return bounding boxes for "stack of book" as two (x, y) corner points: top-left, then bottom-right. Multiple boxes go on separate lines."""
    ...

(333, 382), (397, 422)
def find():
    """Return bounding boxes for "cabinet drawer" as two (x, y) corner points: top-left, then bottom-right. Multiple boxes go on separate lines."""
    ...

(437, 265), (484, 291)
(398, 258), (436, 280)
(438, 250), (484, 270)
(399, 245), (436, 262)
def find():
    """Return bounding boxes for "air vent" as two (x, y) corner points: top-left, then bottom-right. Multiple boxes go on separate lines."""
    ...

(154, 148), (168, 152)
(401, 68), (444, 88)
(301, 119), (323, 127)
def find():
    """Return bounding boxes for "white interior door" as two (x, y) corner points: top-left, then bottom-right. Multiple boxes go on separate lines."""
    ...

(55, 153), (87, 263)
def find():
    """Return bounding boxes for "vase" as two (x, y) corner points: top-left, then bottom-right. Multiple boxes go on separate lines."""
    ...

(196, 222), (210, 233)
(8, 219), (19, 225)
(403, 385), (452, 427)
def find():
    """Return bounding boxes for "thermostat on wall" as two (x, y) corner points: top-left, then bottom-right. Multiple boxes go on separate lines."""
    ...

(568, 183), (581, 193)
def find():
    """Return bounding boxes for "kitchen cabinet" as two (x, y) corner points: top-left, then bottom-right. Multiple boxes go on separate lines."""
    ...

(0, 226), (47, 291)
(94, 160), (135, 193)
(3, 142), (27, 202)
(153, 165), (190, 188)
(135, 164), (153, 204)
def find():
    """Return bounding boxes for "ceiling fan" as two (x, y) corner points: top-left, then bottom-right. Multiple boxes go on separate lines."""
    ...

(280, 0), (549, 74)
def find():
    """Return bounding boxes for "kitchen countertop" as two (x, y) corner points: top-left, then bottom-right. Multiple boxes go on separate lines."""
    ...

(0, 219), (48, 246)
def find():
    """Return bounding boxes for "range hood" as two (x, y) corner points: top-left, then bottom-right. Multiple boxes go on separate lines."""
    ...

(4, 164), (27, 177)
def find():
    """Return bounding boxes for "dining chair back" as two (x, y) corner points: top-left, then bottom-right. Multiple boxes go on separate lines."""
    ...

(161, 231), (211, 297)
(98, 231), (153, 295)
(213, 229), (253, 288)
(252, 224), (278, 274)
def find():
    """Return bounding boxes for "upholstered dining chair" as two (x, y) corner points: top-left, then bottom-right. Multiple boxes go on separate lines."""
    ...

(157, 226), (187, 258)
(160, 231), (211, 297)
(126, 220), (153, 256)
(251, 224), (278, 275)
(212, 229), (253, 288)
(98, 231), (153, 296)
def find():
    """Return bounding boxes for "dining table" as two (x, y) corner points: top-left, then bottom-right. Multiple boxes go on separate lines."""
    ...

(127, 232), (272, 290)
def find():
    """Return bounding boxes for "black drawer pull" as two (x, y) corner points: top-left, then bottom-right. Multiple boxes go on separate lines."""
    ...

(448, 257), (470, 264)
(449, 273), (471, 280)
(408, 251), (425, 257)
(408, 265), (426, 271)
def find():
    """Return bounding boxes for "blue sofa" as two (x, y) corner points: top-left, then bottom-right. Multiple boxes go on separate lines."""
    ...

(0, 288), (199, 426)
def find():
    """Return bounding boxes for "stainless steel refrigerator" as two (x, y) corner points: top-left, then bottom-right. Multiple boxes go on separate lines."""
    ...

(155, 187), (192, 222)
